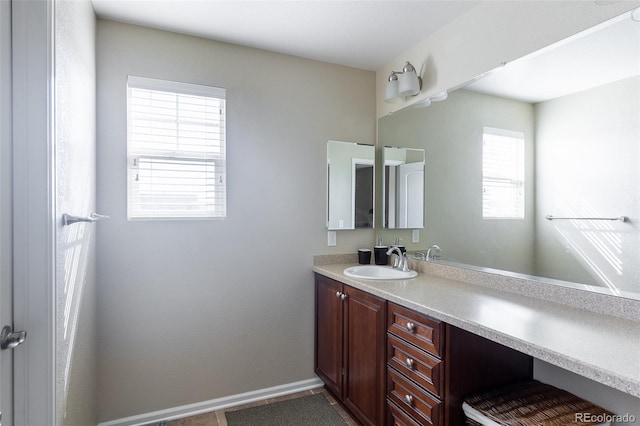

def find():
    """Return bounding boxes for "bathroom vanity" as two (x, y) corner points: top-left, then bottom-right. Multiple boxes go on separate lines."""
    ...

(315, 272), (533, 425)
(313, 259), (640, 425)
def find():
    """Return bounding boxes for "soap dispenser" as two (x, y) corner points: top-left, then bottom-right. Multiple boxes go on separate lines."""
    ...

(374, 237), (388, 265)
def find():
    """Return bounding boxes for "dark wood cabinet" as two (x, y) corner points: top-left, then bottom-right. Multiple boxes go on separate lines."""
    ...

(315, 274), (386, 425)
(315, 273), (533, 426)
(315, 274), (343, 397)
(387, 303), (445, 425)
(387, 302), (533, 426)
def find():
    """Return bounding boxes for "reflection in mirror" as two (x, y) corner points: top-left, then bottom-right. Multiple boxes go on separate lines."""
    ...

(377, 10), (640, 298)
(382, 147), (425, 229)
(327, 140), (374, 230)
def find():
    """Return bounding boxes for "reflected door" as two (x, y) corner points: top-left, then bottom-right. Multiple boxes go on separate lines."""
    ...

(398, 162), (424, 228)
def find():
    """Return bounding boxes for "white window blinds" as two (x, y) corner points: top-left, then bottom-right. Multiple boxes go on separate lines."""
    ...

(127, 76), (226, 219)
(482, 127), (525, 219)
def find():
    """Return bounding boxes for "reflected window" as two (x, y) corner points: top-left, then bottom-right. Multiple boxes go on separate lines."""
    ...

(482, 127), (524, 219)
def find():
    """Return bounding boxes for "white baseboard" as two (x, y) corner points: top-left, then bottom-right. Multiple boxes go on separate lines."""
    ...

(97, 377), (324, 426)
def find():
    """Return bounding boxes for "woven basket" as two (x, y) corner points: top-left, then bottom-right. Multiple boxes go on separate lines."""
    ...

(463, 380), (613, 426)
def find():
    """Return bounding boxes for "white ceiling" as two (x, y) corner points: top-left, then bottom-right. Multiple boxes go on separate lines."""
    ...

(466, 11), (640, 103)
(91, 0), (480, 71)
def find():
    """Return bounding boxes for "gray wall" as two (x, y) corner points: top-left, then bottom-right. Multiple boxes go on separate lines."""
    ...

(535, 75), (640, 293)
(96, 20), (375, 422)
(54, 1), (98, 425)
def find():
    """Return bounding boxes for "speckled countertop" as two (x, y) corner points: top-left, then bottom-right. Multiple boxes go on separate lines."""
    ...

(312, 261), (640, 398)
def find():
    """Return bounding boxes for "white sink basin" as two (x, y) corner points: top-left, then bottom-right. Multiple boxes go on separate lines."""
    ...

(343, 265), (418, 280)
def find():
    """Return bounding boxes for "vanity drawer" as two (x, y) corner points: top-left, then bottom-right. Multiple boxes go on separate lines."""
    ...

(388, 303), (443, 358)
(387, 367), (442, 426)
(387, 334), (443, 398)
(387, 400), (421, 426)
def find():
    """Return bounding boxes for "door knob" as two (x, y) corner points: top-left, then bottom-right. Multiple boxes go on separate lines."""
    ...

(1, 325), (27, 350)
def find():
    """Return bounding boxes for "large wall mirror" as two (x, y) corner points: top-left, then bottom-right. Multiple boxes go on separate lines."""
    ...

(327, 140), (375, 230)
(382, 147), (425, 229)
(378, 10), (640, 299)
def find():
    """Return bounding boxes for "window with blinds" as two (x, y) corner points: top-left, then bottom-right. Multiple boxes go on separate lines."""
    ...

(127, 76), (226, 219)
(482, 127), (525, 219)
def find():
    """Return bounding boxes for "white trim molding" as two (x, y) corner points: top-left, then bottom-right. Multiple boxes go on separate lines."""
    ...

(98, 377), (324, 426)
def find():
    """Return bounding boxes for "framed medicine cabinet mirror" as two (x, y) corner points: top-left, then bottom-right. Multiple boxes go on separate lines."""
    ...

(381, 147), (425, 229)
(327, 140), (375, 230)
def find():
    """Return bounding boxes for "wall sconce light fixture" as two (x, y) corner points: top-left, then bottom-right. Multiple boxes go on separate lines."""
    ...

(384, 61), (422, 102)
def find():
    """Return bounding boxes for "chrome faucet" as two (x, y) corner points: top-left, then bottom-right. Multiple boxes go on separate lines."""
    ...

(386, 246), (409, 272)
(426, 245), (442, 261)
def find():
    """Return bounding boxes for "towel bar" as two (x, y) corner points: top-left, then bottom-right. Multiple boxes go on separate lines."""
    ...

(62, 212), (110, 226)
(545, 215), (626, 222)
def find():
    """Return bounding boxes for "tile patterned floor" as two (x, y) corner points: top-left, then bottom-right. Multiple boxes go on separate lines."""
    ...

(165, 387), (359, 426)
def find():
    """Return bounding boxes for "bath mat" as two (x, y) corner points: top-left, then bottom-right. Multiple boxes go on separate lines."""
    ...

(225, 393), (347, 426)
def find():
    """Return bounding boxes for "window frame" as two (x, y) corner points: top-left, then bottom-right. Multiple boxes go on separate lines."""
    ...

(126, 75), (226, 220)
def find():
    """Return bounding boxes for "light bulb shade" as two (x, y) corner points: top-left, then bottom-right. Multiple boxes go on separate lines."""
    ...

(384, 79), (400, 102)
(398, 71), (420, 97)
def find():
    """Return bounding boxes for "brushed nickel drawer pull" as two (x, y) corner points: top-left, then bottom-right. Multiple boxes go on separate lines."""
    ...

(404, 394), (414, 406)
(405, 357), (415, 370)
(406, 322), (415, 332)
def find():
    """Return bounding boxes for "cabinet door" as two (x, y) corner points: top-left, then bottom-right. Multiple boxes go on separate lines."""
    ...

(343, 285), (386, 426)
(315, 275), (343, 398)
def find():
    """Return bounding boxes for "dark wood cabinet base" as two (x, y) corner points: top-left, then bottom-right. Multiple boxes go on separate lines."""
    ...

(315, 274), (533, 426)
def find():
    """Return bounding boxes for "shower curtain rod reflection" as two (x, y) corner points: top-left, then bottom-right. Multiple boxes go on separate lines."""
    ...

(545, 215), (627, 222)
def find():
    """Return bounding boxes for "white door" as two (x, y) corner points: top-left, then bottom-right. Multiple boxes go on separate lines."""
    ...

(7, 2), (96, 424)
(0, 0), (14, 423)
(10, 0), (56, 425)
(397, 162), (424, 228)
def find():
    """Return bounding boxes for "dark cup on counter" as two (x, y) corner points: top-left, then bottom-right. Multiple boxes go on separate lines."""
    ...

(358, 249), (372, 264)
(374, 246), (388, 265)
